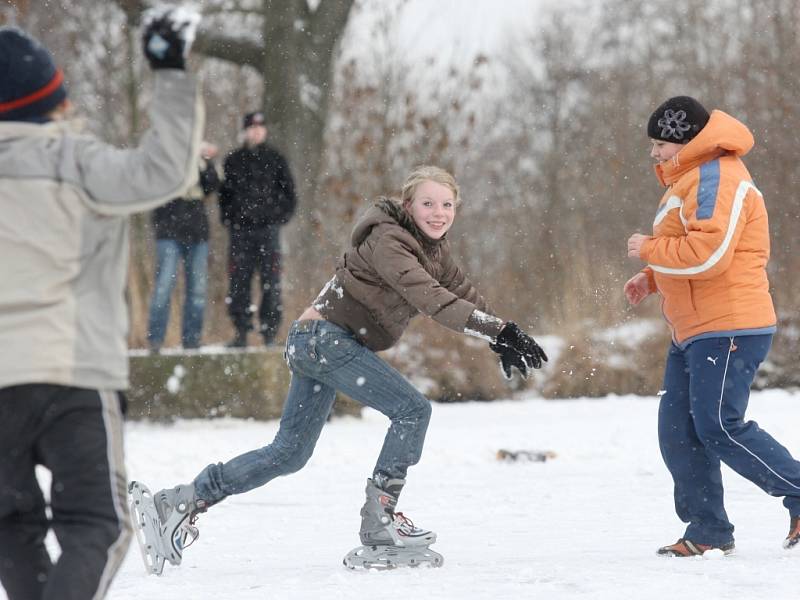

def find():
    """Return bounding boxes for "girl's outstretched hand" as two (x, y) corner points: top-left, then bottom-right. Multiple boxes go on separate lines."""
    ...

(490, 322), (548, 380)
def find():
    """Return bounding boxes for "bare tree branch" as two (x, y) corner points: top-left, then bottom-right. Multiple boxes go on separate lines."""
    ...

(114, 0), (147, 25)
(202, 7), (263, 17)
(193, 33), (265, 70)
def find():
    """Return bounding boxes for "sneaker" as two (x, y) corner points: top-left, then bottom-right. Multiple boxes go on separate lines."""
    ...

(784, 516), (800, 550)
(656, 538), (735, 557)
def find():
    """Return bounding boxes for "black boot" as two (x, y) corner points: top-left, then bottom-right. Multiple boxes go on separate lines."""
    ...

(260, 323), (278, 347)
(227, 328), (248, 348)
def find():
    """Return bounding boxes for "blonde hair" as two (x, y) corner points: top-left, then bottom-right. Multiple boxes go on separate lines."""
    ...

(400, 165), (461, 207)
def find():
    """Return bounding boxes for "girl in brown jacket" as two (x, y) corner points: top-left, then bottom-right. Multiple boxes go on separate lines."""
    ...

(130, 166), (547, 572)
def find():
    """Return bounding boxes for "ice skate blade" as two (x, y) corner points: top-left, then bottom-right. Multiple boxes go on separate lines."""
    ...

(128, 481), (166, 575)
(343, 544), (444, 570)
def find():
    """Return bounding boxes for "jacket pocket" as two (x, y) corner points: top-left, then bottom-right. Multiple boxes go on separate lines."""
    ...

(687, 280), (698, 313)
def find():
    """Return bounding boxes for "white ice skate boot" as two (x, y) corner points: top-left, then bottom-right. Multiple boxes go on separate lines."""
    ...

(128, 480), (208, 575)
(343, 478), (443, 570)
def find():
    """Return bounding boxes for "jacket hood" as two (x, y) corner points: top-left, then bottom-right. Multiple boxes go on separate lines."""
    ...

(654, 110), (754, 186)
(0, 117), (83, 141)
(351, 198), (445, 251)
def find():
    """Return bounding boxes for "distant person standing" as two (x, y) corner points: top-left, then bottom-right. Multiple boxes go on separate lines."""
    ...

(147, 141), (220, 352)
(219, 111), (297, 347)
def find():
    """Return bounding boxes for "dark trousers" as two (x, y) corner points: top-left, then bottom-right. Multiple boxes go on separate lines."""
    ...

(227, 226), (282, 342)
(0, 385), (131, 600)
(658, 334), (800, 546)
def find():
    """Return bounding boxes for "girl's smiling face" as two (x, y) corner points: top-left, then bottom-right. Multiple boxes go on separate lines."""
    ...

(404, 180), (456, 240)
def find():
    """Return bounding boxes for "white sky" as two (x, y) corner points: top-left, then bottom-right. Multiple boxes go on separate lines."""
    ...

(343, 0), (551, 66)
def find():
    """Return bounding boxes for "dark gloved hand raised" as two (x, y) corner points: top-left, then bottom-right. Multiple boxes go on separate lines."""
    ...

(490, 321), (548, 380)
(142, 7), (200, 70)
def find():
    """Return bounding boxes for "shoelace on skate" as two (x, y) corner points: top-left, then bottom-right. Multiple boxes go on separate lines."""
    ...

(392, 512), (423, 535)
(173, 512), (201, 551)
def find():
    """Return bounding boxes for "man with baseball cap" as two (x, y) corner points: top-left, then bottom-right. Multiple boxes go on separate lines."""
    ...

(219, 110), (297, 347)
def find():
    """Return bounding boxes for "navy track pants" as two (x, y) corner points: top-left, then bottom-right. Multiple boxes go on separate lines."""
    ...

(658, 334), (800, 546)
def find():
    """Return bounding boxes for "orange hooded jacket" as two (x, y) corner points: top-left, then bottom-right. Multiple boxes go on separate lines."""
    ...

(639, 110), (776, 347)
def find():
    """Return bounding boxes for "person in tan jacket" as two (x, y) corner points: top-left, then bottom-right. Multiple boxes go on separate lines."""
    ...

(0, 10), (203, 600)
(625, 96), (800, 557)
(129, 165), (547, 572)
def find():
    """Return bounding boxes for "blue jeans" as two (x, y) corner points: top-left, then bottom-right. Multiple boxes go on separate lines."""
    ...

(658, 334), (800, 546)
(147, 239), (209, 348)
(193, 320), (432, 504)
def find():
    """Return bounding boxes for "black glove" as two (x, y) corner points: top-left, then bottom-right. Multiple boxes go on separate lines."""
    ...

(490, 322), (548, 380)
(142, 11), (188, 70)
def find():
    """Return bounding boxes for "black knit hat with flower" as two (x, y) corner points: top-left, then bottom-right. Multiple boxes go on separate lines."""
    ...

(647, 96), (710, 144)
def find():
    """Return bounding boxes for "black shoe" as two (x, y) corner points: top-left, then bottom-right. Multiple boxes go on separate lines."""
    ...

(260, 324), (277, 347)
(227, 330), (248, 348)
(149, 344), (162, 355)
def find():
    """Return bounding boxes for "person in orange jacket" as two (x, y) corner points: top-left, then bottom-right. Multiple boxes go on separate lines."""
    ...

(625, 96), (800, 557)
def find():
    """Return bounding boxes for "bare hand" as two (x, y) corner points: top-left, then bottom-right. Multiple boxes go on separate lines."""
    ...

(200, 141), (218, 160)
(627, 233), (651, 258)
(624, 272), (654, 306)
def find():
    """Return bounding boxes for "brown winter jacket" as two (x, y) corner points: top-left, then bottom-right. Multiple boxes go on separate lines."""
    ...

(313, 199), (503, 351)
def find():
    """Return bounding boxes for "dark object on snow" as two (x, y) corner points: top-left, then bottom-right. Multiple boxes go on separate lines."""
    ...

(496, 449), (557, 463)
(490, 321), (548, 379)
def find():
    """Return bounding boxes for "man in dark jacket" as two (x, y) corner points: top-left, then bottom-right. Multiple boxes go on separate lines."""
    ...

(147, 142), (220, 352)
(219, 111), (297, 346)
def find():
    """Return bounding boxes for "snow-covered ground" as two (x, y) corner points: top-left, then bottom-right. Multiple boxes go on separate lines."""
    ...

(16, 390), (800, 600)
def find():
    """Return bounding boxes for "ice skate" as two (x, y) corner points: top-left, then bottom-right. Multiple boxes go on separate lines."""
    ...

(343, 478), (443, 570)
(128, 480), (208, 575)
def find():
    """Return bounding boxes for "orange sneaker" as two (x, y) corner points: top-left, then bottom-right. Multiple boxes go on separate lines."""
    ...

(783, 516), (800, 550)
(656, 538), (735, 557)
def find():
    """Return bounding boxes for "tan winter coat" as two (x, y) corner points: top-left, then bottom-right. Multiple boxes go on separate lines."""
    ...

(0, 71), (204, 390)
(314, 199), (502, 351)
